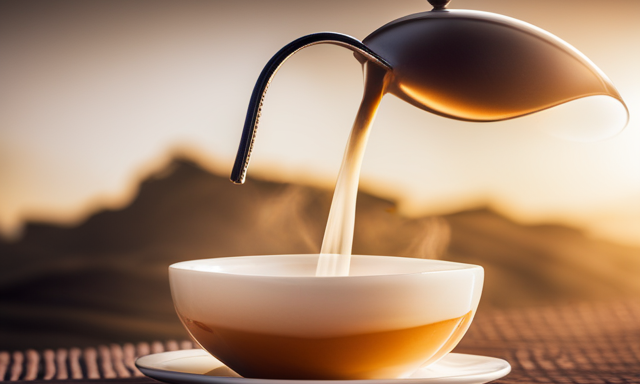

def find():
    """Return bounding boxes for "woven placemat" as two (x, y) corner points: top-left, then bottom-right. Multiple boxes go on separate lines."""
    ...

(2, 300), (639, 383)
(457, 300), (640, 383)
(0, 340), (195, 381)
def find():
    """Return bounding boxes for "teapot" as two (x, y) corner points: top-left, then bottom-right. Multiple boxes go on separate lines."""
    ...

(231, 0), (626, 184)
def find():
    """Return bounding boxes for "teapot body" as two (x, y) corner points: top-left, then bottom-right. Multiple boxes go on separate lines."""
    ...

(362, 9), (621, 121)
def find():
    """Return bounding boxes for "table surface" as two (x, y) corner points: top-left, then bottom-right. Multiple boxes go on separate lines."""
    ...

(2, 299), (640, 383)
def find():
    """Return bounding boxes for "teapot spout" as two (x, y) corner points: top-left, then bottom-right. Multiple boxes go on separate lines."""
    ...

(230, 33), (391, 184)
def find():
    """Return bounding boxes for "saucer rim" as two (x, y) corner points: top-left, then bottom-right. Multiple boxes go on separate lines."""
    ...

(135, 349), (511, 384)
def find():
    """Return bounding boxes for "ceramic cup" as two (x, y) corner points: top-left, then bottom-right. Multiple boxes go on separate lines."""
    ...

(169, 255), (483, 380)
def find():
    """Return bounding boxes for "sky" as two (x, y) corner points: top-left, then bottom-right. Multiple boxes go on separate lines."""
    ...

(1, 0), (639, 246)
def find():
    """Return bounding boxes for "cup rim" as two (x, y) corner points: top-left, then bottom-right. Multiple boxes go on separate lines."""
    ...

(169, 254), (482, 279)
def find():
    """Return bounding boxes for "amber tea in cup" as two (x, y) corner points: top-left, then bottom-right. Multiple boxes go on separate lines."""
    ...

(169, 255), (483, 380)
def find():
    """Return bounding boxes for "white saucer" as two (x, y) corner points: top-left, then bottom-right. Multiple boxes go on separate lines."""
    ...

(135, 349), (510, 384)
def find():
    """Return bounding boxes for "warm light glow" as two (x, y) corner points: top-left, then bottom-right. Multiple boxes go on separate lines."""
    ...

(1, 0), (639, 246)
(533, 96), (629, 142)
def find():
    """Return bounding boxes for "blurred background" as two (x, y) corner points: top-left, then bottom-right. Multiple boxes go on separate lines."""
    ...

(1, 0), (639, 350)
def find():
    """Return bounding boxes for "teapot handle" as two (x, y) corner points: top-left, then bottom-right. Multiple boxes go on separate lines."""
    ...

(230, 32), (391, 184)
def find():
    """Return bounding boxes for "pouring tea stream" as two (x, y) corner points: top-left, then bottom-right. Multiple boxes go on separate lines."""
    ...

(230, 0), (627, 277)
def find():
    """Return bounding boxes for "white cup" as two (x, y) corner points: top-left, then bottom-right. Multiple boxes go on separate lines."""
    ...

(170, 255), (483, 380)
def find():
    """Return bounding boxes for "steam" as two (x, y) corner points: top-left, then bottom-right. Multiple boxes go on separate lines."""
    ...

(250, 181), (452, 261)
(404, 217), (451, 260)
(255, 184), (325, 254)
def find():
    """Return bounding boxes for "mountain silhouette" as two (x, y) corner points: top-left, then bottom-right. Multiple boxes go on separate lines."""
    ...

(1, 157), (639, 350)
